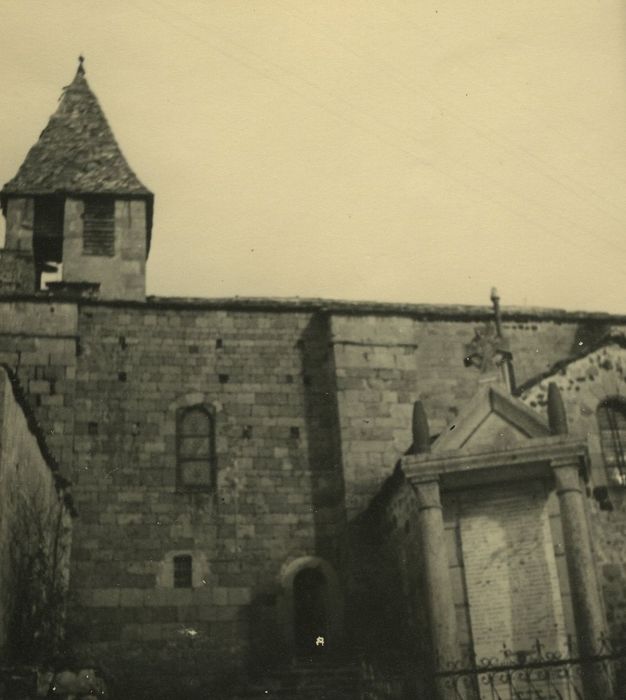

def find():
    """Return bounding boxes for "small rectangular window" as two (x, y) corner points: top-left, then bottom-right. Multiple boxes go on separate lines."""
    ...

(83, 198), (115, 257)
(173, 555), (193, 588)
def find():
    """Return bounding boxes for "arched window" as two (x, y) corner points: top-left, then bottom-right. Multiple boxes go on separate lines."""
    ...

(177, 405), (215, 490)
(597, 399), (626, 486)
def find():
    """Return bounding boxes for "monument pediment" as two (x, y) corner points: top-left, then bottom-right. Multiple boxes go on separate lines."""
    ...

(432, 384), (552, 454)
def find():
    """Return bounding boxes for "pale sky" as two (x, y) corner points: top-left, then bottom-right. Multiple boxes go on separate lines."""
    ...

(2, 1), (626, 313)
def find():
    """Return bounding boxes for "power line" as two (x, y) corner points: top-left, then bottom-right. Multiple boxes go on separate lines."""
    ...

(280, 0), (626, 236)
(125, 0), (626, 280)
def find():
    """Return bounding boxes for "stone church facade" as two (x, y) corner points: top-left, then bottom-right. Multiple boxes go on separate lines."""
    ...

(1, 62), (626, 699)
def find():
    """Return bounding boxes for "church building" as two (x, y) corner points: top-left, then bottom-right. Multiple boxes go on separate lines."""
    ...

(1, 60), (625, 700)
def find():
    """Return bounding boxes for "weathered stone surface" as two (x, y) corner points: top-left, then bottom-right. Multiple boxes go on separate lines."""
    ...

(1, 293), (626, 696)
(0, 249), (35, 295)
(521, 341), (626, 639)
(0, 367), (73, 655)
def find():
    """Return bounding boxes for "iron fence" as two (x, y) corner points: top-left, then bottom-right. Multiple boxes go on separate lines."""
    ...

(434, 637), (626, 700)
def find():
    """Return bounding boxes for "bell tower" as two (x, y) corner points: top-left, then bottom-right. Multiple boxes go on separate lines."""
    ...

(0, 58), (153, 301)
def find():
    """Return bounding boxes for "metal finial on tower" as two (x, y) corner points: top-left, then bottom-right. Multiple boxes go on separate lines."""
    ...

(77, 55), (85, 76)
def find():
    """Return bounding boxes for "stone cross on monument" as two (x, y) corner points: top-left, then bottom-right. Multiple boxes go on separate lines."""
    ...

(463, 288), (516, 392)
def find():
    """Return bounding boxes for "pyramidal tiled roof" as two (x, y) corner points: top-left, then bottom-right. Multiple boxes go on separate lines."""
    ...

(2, 60), (152, 199)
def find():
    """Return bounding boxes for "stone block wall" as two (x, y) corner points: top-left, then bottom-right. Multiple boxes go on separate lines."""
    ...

(0, 300), (78, 477)
(377, 475), (426, 658)
(331, 316), (418, 520)
(344, 470), (430, 696)
(0, 250), (35, 295)
(0, 366), (72, 656)
(331, 312), (605, 520)
(66, 303), (347, 693)
(371, 475), (576, 699)
(444, 482), (569, 661)
(521, 341), (626, 642)
(0, 295), (625, 694)
(520, 341), (626, 487)
(3, 198), (34, 252)
(62, 198), (147, 301)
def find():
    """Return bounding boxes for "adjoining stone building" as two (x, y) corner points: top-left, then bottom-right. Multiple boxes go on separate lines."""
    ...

(0, 364), (74, 666)
(1, 61), (626, 699)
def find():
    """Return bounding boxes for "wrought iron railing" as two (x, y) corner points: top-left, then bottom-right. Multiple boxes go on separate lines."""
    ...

(434, 637), (626, 700)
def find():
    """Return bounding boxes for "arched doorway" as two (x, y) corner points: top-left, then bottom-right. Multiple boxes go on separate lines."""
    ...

(279, 556), (343, 660)
(293, 566), (328, 657)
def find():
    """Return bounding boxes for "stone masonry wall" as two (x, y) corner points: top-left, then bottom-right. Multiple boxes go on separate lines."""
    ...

(67, 304), (346, 696)
(0, 300), (78, 476)
(379, 476), (427, 664)
(0, 250), (35, 295)
(0, 366), (72, 654)
(62, 198), (147, 302)
(451, 482), (568, 660)
(344, 471), (430, 696)
(0, 296), (625, 695)
(521, 342), (626, 642)
(331, 314), (606, 519)
(4, 198), (34, 252)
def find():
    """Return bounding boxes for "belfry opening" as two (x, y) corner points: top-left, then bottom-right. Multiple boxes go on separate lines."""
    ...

(0, 57), (153, 301)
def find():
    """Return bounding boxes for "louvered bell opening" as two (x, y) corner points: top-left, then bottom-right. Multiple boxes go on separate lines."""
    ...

(83, 197), (115, 257)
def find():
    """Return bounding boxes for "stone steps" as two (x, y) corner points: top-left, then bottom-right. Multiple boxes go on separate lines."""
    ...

(234, 660), (364, 699)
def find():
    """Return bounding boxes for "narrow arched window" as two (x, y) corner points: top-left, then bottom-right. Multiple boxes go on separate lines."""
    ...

(597, 399), (626, 486)
(177, 405), (215, 490)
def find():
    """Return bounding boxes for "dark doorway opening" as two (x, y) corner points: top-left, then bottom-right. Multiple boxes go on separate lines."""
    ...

(293, 567), (328, 658)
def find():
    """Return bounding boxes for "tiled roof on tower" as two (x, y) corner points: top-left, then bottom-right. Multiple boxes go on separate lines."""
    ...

(1, 57), (152, 201)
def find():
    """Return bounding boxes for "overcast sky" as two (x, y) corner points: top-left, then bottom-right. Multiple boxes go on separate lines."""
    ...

(2, 1), (626, 313)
